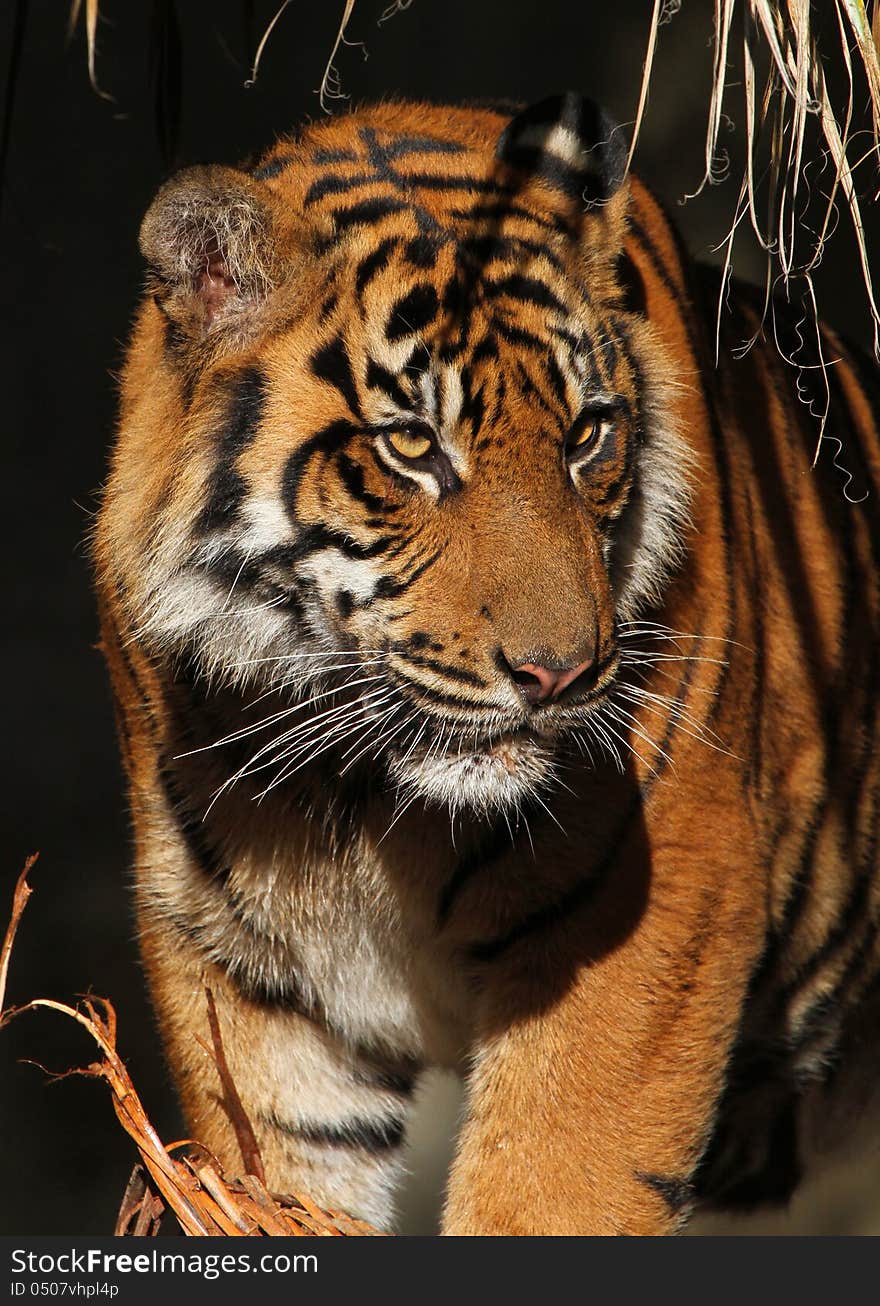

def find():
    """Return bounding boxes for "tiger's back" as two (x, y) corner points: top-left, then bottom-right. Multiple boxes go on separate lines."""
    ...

(94, 95), (880, 1233)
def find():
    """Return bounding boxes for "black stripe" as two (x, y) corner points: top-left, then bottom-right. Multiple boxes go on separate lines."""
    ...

(312, 147), (358, 164)
(448, 201), (570, 234)
(386, 284), (439, 341)
(616, 251), (648, 316)
(220, 960), (314, 1017)
(282, 419), (360, 511)
(514, 360), (563, 423)
(355, 237), (399, 296)
(336, 451), (392, 513)
(601, 333), (618, 377)
(285, 524), (395, 565)
(365, 358), (412, 411)
(352, 1054), (421, 1096)
(485, 273), (566, 316)
(634, 1171), (695, 1216)
(404, 235), (438, 268)
(251, 155), (296, 180)
(494, 317), (552, 354)
(264, 1113), (405, 1153)
(389, 672), (489, 712)
(545, 353), (568, 407)
(584, 438), (634, 509)
(471, 335), (499, 365)
(628, 214), (694, 329)
(782, 858), (876, 1006)
(607, 316), (645, 435)
(304, 171), (375, 205)
(156, 891), (317, 1020)
(332, 197), (408, 231)
(392, 648), (487, 688)
(194, 367), (267, 535)
(310, 335), (363, 420)
(372, 546), (443, 600)
(796, 903), (880, 1054)
(381, 134), (467, 159)
(459, 368), (486, 436)
(460, 233), (566, 276)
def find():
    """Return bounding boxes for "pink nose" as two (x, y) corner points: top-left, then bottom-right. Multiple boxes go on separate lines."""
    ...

(512, 658), (594, 705)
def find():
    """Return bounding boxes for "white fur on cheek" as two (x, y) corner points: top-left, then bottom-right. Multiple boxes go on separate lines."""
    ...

(240, 492), (293, 552)
(297, 549), (384, 611)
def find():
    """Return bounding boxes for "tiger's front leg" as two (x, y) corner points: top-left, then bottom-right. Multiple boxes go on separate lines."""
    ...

(138, 906), (416, 1231)
(443, 825), (765, 1236)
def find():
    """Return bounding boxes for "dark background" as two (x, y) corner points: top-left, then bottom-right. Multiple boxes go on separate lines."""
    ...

(1, 0), (877, 1235)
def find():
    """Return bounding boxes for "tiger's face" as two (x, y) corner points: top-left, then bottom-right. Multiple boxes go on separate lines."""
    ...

(123, 97), (691, 815)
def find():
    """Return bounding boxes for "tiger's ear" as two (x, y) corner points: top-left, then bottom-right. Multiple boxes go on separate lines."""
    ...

(496, 93), (628, 230)
(139, 165), (285, 337)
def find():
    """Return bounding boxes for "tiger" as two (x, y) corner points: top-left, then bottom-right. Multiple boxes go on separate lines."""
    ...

(92, 93), (880, 1236)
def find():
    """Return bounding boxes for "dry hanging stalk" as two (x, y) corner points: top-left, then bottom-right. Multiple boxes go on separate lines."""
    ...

(68, 0), (374, 113)
(627, 0), (880, 463)
(1, 859), (382, 1236)
(246, 0), (361, 111)
(66, 0), (111, 99)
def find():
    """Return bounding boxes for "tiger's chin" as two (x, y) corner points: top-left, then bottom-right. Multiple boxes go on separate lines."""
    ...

(387, 731), (557, 816)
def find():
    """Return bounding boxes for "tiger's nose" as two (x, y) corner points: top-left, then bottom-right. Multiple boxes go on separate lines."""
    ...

(510, 658), (595, 705)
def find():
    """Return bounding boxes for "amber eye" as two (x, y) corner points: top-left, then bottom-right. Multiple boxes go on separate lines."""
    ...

(570, 415), (602, 448)
(566, 410), (615, 458)
(386, 428), (434, 460)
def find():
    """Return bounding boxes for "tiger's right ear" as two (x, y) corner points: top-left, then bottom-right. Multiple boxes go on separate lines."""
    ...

(139, 165), (285, 338)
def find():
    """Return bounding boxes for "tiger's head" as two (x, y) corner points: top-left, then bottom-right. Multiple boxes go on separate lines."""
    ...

(106, 95), (692, 816)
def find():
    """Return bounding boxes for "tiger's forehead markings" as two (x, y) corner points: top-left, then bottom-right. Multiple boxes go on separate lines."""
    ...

(302, 127), (478, 243)
(296, 121), (588, 290)
(286, 128), (588, 342)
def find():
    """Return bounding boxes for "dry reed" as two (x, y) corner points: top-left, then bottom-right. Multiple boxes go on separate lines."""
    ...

(1, 859), (381, 1237)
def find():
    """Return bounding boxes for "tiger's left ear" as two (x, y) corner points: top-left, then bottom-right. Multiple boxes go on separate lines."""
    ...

(496, 93), (628, 236)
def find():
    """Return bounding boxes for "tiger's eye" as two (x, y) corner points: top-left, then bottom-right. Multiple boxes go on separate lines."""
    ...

(570, 415), (604, 448)
(388, 429), (433, 459)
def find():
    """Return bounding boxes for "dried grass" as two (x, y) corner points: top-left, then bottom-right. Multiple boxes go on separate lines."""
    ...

(67, 0), (110, 99)
(628, 1), (880, 460)
(1, 860), (382, 1237)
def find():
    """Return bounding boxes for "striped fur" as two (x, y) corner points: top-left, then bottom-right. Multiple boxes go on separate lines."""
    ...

(93, 96), (880, 1234)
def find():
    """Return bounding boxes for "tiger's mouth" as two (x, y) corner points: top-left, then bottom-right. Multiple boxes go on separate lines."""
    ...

(385, 723), (559, 815)
(376, 645), (622, 814)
